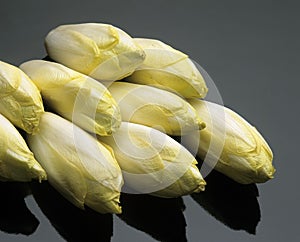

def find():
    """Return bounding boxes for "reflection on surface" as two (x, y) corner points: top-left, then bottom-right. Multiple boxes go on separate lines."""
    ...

(0, 170), (262, 240)
(191, 169), (261, 234)
(31, 181), (113, 242)
(0, 182), (39, 235)
(118, 193), (187, 242)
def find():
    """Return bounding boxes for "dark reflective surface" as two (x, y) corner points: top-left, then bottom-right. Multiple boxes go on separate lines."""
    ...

(0, 174), (261, 242)
(30, 181), (113, 242)
(191, 169), (260, 234)
(1, 0), (298, 241)
(0, 182), (39, 235)
(119, 194), (187, 242)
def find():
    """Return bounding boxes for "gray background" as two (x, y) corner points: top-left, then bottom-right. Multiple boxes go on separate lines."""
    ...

(0, 0), (299, 241)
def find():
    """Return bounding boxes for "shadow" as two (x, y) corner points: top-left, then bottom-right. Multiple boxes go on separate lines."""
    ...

(31, 181), (113, 242)
(0, 182), (39, 235)
(42, 56), (54, 62)
(191, 168), (261, 234)
(118, 193), (187, 242)
(39, 56), (60, 114)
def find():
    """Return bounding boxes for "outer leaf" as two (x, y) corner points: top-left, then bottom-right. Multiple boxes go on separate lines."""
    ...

(108, 82), (205, 135)
(45, 23), (145, 81)
(126, 38), (208, 98)
(99, 122), (205, 197)
(27, 112), (123, 213)
(0, 61), (44, 134)
(20, 60), (121, 136)
(187, 99), (275, 184)
(0, 114), (46, 182)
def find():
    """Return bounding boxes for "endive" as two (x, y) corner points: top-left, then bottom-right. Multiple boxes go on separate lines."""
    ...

(0, 61), (44, 134)
(20, 60), (121, 136)
(0, 113), (46, 182)
(126, 38), (208, 98)
(45, 23), (145, 81)
(108, 82), (205, 135)
(27, 112), (123, 214)
(98, 122), (206, 197)
(186, 99), (275, 184)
